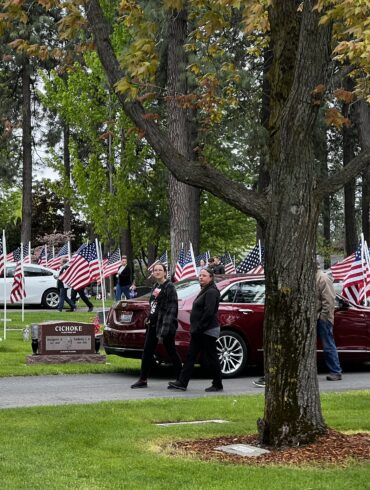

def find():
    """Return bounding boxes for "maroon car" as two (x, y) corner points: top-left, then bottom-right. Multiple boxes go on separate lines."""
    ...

(103, 274), (370, 377)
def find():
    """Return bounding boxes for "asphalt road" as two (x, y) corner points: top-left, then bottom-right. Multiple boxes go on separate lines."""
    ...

(1, 369), (369, 409)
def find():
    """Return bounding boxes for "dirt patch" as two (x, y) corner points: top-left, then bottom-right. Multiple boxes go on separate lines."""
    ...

(168, 429), (370, 467)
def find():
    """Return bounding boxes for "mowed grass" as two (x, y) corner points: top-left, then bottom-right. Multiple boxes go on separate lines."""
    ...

(0, 392), (369, 490)
(0, 304), (140, 376)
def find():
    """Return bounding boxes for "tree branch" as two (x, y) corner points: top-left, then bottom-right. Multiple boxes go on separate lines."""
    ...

(316, 149), (370, 199)
(85, 0), (268, 224)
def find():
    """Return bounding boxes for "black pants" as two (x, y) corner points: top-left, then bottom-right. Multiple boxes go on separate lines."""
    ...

(179, 333), (222, 388)
(71, 288), (93, 309)
(140, 326), (182, 380)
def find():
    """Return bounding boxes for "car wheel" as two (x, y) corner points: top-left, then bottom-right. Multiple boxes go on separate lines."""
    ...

(42, 288), (59, 309)
(217, 330), (247, 378)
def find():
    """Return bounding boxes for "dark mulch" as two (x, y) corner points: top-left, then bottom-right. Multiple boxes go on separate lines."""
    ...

(168, 429), (370, 467)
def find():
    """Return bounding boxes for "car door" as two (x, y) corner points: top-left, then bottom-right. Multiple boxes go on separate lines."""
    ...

(23, 266), (55, 304)
(0, 266), (16, 303)
(331, 300), (369, 359)
(218, 280), (265, 363)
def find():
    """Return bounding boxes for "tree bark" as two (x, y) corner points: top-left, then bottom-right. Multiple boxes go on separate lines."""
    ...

(21, 58), (32, 244)
(261, 1), (330, 446)
(63, 122), (72, 233)
(343, 78), (357, 255)
(166, 9), (200, 265)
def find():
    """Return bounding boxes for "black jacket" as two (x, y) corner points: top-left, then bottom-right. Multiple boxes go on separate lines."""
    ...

(212, 263), (225, 274)
(117, 265), (133, 286)
(149, 280), (178, 338)
(57, 264), (69, 289)
(190, 282), (220, 334)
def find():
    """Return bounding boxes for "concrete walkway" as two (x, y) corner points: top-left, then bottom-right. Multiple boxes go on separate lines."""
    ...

(1, 370), (369, 409)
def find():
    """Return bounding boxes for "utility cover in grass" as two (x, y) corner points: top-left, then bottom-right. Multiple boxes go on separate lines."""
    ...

(156, 419), (228, 427)
(215, 444), (270, 457)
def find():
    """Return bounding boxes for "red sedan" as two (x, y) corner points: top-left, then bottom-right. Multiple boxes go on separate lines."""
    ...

(103, 275), (370, 377)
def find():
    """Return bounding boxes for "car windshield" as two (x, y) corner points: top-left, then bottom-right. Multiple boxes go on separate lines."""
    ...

(174, 279), (201, 299)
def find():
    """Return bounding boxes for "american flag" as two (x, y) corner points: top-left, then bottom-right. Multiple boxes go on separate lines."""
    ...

(177, 247), (197, 281)
(341, 246), (369, 304)
(0, 240), (5, 276)
(10, 261), (26, 303)
(59, 242), (100, 290)
(148, 251), (169, 276)
(103, 249), (121, 278)
(47, 243), (69, 271)
(236, 245), (264, 274)
(7, 243), (31, 264)
(221, 253), (236, 274)
(173, 247), (186, 282)
(330, 253), (355, 281)
(37, 246), (52, 267)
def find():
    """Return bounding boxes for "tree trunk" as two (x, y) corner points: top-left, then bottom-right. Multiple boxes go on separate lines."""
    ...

(354, 100), (370, 242)
(63, 122), (72, 232)
(343, 78), (357, 254)
(260, 1), (330, 446)
(21, 59), (32, 244)
(166, 9), (200, 266)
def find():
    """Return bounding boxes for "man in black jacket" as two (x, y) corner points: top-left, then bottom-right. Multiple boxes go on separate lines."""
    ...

(115, 256), (134, 301)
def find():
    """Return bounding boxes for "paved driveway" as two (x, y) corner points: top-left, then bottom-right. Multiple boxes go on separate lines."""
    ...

(1, 370), (369, 409)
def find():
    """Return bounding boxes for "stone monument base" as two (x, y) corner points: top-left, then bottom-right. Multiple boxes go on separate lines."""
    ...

(26, 354), (106, 365)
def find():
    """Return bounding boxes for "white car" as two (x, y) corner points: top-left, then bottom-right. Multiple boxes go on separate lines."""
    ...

(0, 263), (59, 309)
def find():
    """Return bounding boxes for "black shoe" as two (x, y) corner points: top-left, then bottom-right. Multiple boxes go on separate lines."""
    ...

(326, 373), (342, 381)
(168, 380), (187, 391)
(253, 377), (266, 388)
(131, 379), (147, 389)
(205, 385), (223, 392)
(88, 307), (93, 312)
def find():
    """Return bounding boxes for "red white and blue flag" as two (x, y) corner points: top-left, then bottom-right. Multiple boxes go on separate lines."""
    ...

(59, 243), (100, 290)
(236, 245), (264, 275)
(175, 244), (197, 281)
(221, 253), (236, 274)
(174, 246), (186, 282)
(47, 243), (69, 271)
(103, 249), (121, 278)
(341, 245), (370, 304)
(10, 261), (26, 303)
(330, 253), (356, 281)
(7, 243), (31, 264)
(0, 240), (5, 276)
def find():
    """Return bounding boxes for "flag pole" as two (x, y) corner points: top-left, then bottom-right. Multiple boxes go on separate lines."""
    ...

(67, 241), (71, 260)
(45, 244), (48, 267)
(95, 239), (106, 325)
(21, 242), (25, 323)
(3, 230), (7, 340)
(28, 241), (31, 263)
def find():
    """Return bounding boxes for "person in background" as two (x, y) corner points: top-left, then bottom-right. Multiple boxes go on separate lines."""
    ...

(196, 258), (206, 275)
(115, 256), (135, 301)
(56, 258), (76, 312)
(317, 261), (342, 381)
(71, 287), (94, 312)
(168, 267), (223, 392)
(212, 256), (225, 274)
(131, 263), (182, 388)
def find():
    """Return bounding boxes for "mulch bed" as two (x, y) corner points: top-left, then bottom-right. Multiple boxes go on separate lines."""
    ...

(168, 429), (370, 466)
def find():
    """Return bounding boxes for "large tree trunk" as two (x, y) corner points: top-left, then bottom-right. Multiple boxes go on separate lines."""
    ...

(166, 9), (200, 265)
(260, 1), (330, 446)
(21, 58), (32, 244)
(63, 122), (72, 233)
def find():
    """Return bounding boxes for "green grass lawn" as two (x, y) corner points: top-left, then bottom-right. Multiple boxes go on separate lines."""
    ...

(0, 392), (369, 490)
(0, 303), (140, 376)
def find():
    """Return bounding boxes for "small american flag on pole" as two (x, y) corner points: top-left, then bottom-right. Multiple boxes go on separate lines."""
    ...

(59, 243), (100, 290)
(177, 244), (197, 281)
(330, 253), (356, 281)
(103, 249), (121, 278)
(341, 245), (369, 304)
(10, 261), (26, 303)
(236, 245), (265, 274)
(7, 243), (31, 264)
(0, 240), (5, 276)
(221, 253), (236, 274)
(173, 246), (185, 282)
(47, 243), (69, 271)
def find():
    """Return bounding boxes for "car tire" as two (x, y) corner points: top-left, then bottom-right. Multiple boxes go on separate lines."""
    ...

(217, 330), (247, 378)
(42, 288), (60, 309)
